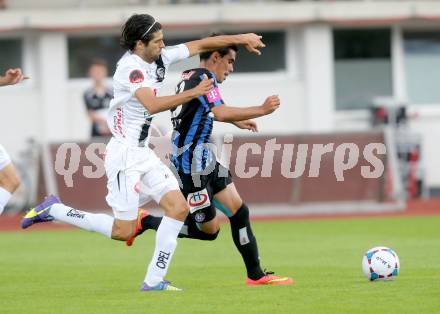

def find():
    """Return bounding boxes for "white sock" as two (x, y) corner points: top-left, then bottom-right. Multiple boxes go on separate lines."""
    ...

(0, 187), (12, 215)
(144, 216), (183, 286)
(49, 203), (114, 238)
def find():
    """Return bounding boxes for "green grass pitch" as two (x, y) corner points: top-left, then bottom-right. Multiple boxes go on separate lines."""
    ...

(1, 216), (439, 313)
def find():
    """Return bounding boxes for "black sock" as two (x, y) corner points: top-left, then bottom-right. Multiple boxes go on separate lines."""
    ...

(139, 215), (161, 235)
(229, 203), (265, 280)
(139, 213), (218, 240)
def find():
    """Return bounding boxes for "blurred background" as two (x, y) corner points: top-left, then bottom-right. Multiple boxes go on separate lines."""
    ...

(1, 0), (440, 216)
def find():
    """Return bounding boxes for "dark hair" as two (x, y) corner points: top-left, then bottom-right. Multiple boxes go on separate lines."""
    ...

(88, 58), (108, 69)
(199, 33), (238, 61)
(120, 14), (162, 51)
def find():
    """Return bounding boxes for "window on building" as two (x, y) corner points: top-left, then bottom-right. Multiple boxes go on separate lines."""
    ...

(233, 31), (286, 73)
(167, 31), (286, 73)
(334, 29), (392, 110)
(404, 31), (440, 104)
(0, 38), (23, 74)
(68, 36), (124, 78)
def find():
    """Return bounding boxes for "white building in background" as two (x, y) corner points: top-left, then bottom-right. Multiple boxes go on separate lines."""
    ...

(1, 1), (440, 191)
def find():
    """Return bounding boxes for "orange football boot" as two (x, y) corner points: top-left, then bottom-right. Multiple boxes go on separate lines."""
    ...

(246, 271), (294, 286)
(126, 208), (150, 247)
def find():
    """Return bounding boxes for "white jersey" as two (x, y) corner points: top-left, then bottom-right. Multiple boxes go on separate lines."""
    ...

(107, 44), (189, 147)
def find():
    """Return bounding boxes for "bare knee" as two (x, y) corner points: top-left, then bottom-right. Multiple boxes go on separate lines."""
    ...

(160, 190), (190, 221)
(200, 223), (220, 241)
(205, 228), (220, 240)
(170, 200), (189, 221)
(204, 229), (220, 240)
(200, 219), (220, 236)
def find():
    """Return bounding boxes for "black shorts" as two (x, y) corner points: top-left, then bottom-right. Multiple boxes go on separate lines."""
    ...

(179, 162), (233, 224)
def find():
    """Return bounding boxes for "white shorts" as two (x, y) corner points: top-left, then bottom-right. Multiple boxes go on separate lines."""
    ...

(0, 145), (11, 171)
(105, 138), (180, 221)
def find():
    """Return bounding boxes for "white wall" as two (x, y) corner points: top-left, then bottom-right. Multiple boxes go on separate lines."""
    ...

(303, 24), (334, 132)
(0, 85), (41, 154)
(407, 107), (440, 188)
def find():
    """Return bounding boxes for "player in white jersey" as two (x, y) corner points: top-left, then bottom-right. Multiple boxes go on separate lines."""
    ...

(0, 68), (28, 215)
(22, 13), (265, 291)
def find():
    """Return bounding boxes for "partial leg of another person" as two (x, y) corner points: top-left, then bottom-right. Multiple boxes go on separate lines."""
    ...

(0, 145), (20, 215)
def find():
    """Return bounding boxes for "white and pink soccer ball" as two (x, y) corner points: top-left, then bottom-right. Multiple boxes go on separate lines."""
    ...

(362, 246), (400, 281)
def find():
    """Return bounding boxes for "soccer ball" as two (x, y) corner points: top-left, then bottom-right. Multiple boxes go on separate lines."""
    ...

(362, 246), (400, 281)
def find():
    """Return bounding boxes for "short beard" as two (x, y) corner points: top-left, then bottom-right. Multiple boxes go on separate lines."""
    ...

(144, 51), (159, 63)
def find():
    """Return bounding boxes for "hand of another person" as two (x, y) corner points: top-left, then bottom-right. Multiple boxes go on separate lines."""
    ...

(234, 120), (258, 132)
(261, 95), (280, 115)
(0, 68), (29, 86)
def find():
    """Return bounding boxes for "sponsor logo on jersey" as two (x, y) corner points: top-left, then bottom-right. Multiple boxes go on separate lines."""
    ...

(156, 250), (171, 269)
(113, 107), (125, 137)
(181, 70), (195, 80)
(67, 209), (85, 219)
(206, 87), (221, 103)
(187, 188), (211, 213)
(129, 69), (144, 83)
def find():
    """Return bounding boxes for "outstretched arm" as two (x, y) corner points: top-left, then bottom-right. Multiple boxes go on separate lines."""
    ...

(211, 95), (280, 122)
(184, 33), (265, 57)
(0, 68), (29, 87)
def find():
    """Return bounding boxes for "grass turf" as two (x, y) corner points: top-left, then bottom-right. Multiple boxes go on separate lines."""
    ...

(1, 216), (439, 314)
